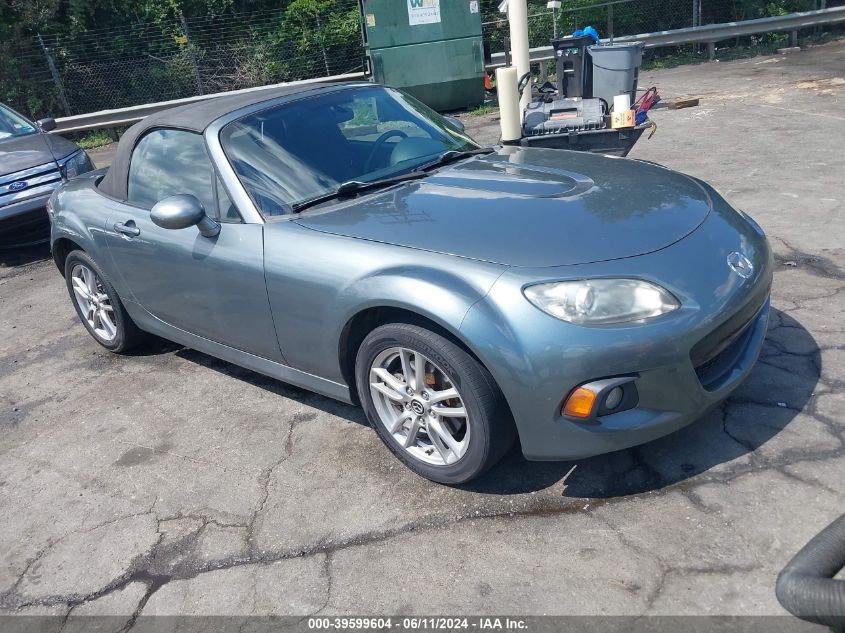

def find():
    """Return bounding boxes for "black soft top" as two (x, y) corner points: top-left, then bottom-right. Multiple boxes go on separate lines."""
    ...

(97, 81), (345, 200)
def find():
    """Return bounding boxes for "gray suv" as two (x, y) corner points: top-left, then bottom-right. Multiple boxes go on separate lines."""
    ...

(0, 103), (93, 247)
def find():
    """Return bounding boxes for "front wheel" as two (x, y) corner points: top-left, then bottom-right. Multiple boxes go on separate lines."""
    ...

(356, 323), (516, 484)
(64, 250), (145, 353)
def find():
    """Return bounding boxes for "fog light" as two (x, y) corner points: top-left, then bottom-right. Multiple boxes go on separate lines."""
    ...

(604, 386), (623, 410)
(563, 387), (597, 419)
(563, 377), (638, 420)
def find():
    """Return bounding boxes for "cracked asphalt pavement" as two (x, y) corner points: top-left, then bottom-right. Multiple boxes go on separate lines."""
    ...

(1, 40), (843, 629)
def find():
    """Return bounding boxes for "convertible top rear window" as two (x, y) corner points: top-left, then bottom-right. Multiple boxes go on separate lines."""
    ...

(220, 86), (477, 217)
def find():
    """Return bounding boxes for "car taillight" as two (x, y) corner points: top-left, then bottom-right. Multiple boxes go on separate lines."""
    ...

(45, 196), (54, 219)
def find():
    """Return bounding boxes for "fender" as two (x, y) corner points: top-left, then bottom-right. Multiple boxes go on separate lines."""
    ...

(262, 221), (506, 385)
(328, 264), (501, 375)
(334, 263), (493, 333)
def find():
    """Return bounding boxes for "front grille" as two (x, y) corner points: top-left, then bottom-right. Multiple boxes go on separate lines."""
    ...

(690, 283), (768, 369)
(0, 161), (62, 208)
(693, 321), (753, 390)
(692, 295), (767, 391)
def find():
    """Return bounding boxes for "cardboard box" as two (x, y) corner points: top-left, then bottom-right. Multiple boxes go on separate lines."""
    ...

(611, 109), (635, 129)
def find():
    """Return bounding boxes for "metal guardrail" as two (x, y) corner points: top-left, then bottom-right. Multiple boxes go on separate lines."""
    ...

(487, 6), (845, 68)
(52, 72), (366, 134)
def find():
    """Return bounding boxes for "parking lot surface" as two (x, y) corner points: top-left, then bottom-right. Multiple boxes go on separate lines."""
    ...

(1, 40), (843, 626)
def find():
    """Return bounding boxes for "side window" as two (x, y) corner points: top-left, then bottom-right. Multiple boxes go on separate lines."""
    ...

(127, 129), (216, 214)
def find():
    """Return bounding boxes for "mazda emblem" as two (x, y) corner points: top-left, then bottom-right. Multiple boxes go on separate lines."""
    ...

(727, 251), (754, 279)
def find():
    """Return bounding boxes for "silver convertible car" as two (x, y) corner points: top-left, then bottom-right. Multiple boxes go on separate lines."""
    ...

(49, 82), (772, 484)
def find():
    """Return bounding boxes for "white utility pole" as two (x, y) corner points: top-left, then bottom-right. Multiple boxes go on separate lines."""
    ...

(508, 0), (532, 116)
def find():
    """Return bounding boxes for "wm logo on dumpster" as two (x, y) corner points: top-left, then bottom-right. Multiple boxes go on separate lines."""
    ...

(407, 0), (440, 25)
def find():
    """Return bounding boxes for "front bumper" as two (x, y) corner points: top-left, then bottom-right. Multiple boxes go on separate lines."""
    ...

(536, 298), (769, 460)
(460, 194), (773, 461)
(0, 191), (54, 246)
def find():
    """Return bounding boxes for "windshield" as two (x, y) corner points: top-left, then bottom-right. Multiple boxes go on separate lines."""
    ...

(0, 104), (37, 142)
(220, 86), (478, 216)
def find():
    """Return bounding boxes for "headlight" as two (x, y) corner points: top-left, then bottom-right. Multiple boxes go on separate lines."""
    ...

(523, 279), (680, 325)
(59, 150), (93, 180)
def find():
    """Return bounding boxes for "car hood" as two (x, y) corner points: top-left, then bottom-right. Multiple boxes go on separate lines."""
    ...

(0, 132), (78, 177)
(294, 147), (713, 268)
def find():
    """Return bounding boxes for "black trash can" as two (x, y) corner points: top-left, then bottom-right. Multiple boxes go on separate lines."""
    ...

(552, 35), (594, 98)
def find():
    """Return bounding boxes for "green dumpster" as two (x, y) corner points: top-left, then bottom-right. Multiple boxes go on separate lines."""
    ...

(360, 0), (485, 112)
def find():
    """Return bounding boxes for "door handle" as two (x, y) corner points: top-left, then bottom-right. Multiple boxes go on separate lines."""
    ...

(113, 220), (140, 238)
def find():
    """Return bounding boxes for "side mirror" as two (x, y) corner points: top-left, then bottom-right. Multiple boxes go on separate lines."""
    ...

(150, 194), (220, 238)
(444, 115), (465, 133)
(37, 118), (57, 132)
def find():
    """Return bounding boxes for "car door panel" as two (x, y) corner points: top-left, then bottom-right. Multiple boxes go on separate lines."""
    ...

(104, 207), (282, 362)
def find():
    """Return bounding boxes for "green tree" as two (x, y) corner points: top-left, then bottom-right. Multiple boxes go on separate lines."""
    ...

(281, 0), (360, 76)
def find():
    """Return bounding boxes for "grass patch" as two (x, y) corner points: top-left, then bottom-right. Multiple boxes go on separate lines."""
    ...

(642, 49), (700, 71)
(75, 129), (115, 150)
(467, 102), (497, 116)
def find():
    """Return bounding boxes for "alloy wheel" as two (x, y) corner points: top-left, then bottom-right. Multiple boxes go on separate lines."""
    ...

(369, 346), (470, 466)
(70, 263), (117, 342)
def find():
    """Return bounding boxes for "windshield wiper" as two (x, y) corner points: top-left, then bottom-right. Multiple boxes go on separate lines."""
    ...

(291, 170), (428, 213)
(290, 148), (495, 213)
(418, 147), (496, 171)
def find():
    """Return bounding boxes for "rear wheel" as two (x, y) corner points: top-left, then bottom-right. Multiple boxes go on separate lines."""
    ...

(356, 323), (515, 484)
(64, 250), (145, 353)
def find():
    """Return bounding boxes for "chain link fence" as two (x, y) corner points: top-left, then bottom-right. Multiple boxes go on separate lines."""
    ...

(483, 0), (694, 52)
(1, 1), (364, 120)
(1, 0), (842, 122)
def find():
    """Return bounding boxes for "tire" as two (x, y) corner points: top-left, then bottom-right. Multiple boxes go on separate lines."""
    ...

(64, 250), (145, 353)
(356, 323), (516, 484)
